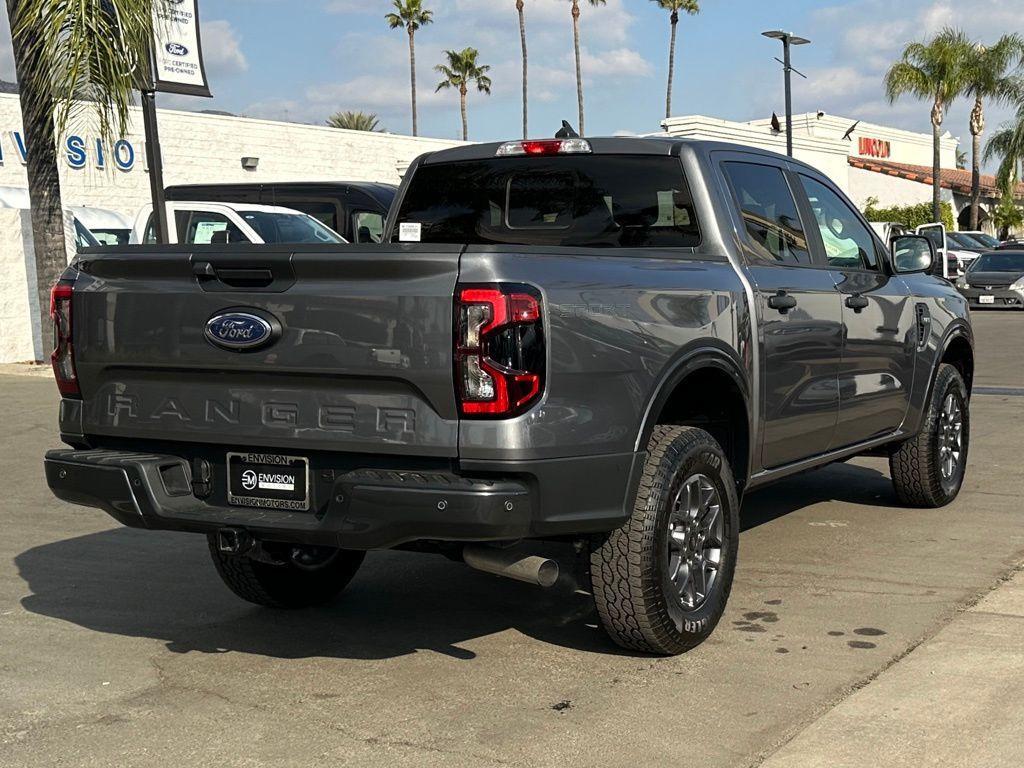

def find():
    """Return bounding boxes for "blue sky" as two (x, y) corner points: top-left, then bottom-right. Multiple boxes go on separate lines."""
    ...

(2, 0), (1022, 157)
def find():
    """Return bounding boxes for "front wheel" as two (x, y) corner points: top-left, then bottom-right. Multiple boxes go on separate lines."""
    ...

(207, 537), (365, 608)
(890, 363), (970, 507)
(590, 426), (740, 655)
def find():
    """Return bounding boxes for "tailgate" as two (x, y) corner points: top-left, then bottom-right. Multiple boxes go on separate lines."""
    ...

(72, 245), (463, 457)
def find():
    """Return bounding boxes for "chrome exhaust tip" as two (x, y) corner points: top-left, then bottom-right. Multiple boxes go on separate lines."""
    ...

(462, 545), (560, 588)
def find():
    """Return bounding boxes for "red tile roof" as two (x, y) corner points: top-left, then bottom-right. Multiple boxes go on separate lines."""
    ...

(848, 157), (1024, 199)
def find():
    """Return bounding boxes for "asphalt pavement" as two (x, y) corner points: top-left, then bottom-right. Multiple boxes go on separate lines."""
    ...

(1, 312), (1022, 767)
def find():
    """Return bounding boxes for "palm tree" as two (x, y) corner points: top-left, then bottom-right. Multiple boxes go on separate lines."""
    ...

(516, 0), (528, 139)
(435, 48), (492, 141)
(4, 0), (152, 356)
(992, 191), (1024, 239)
(651, 0), (700, 120)
(985, 105), (1024, 195)
(326, 111), (385, 132)
(565, 0), (606, 136)
(386, 0), (433, 137)
(962, 35), (1024, 229)
(885, 27), (973, 222)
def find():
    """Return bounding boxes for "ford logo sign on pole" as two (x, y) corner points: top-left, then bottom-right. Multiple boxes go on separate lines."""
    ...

(143, 0), (212, 244)
(205, 313), (276, 351)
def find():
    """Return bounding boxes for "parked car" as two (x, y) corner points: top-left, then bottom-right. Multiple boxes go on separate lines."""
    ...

(997, 236), (1024, 250)
(131, 201), (347, 245)
(958, 231), (1000, 249)
(869, 221), (911, 244)
(955, 250), (1024, 309)
(916, 223), (978, 278)
(45, 137), (973, 656)
(165, 182), (397, 243)
(1, 186), (114, 249)
(70, 206), (133, 246)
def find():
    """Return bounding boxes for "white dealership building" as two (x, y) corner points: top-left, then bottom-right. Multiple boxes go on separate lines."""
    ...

(1, 87), (1020, 364)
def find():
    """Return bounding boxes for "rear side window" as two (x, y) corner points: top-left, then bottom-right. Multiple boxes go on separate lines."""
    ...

(393, 156), (700, 248)
(722, 162), (812, 267)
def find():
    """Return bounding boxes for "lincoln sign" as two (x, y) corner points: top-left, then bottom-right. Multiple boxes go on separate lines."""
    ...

(859, 137), (892, 159)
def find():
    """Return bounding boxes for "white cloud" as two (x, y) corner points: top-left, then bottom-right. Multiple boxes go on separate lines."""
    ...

(202, 20), (248, 77)
(296, 0), (642, 130)
(581, 47), (653, 80)
(797, 0), (1024, 161)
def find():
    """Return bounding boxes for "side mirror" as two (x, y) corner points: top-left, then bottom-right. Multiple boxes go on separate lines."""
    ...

(891, 235), (934, 274)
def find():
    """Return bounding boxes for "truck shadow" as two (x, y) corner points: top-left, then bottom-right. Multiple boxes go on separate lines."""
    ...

(16, 462), (896, 661)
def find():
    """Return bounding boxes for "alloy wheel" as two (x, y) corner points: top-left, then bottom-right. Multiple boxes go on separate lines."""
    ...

(938, 393), (964, 481)
(666, 474), (725, 611)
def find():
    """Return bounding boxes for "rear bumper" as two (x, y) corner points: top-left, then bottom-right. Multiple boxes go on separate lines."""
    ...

(45, 448), (643, 550)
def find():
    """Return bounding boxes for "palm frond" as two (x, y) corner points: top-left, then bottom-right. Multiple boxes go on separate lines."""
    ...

(11, 0), (155, 144)
(326, 111), (383, 132)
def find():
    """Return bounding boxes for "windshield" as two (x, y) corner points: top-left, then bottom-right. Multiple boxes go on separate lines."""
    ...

(948, 232), (984, 250)
(393, 156), (701, 248)
(968, 252), (1024, 272)
(967, 232), (1000, 248)
(239, 211), (345, 244)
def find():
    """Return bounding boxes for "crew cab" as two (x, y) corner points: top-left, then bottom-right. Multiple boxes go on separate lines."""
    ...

(130, 201), (347, 245)
(44, 137), (974, 655)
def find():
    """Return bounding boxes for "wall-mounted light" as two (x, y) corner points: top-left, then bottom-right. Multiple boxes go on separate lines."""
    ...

(241, 156), (259, 171)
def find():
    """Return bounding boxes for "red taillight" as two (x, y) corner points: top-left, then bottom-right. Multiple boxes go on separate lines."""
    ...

(50, 281), (79, 397)
(456, 285), (544, 418)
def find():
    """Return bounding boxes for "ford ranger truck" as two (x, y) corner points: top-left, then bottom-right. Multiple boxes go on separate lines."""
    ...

(44, 137), (974, 655)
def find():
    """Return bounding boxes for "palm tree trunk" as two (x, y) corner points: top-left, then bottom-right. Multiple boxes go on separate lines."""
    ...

(460, 86), (468, 142)
(666, 11), (678, 120)
(572, 0), (584, 136)
(931, 98), (943, 224)
(518, 1), (528, 139)
(969, 96), (984, 230)
(408, 29), (418, 136)
(6, 0), (68, 359)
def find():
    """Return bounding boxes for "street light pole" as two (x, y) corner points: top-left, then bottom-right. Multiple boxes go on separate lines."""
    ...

(762, 30), (810, 158)
(782, 36), (793, 158)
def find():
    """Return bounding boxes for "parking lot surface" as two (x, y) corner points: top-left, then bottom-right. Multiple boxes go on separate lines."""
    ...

(2, 312), (1023, 767)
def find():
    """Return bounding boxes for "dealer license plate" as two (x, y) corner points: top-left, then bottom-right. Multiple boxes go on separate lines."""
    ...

(227, 452), (310, 511)
(979, 295), (996, 305)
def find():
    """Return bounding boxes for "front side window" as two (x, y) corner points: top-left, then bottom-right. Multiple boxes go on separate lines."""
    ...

(393, 156), (701, 248)
(175, 211), (246, 244)
(722, 162), (811, 266)
(800, 176), (879, 270)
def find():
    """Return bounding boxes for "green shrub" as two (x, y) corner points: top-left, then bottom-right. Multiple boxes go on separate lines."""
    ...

(862, 197), (956, 231)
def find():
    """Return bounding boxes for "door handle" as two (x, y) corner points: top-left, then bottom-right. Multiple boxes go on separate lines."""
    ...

(767, 291), (798, 313)
(846, 294), (869, 313)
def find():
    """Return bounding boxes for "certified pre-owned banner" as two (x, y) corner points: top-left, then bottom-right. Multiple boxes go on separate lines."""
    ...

(151, 0), (212, 97)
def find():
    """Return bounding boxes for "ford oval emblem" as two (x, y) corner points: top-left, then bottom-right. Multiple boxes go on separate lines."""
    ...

(205, 312), (274, 351)
(165, 42), (189, 57)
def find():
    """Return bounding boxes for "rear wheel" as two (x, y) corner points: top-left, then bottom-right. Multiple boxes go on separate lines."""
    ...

(590, 426), (740, 655)
(890, 363), (970, 507)
(207, 537), (365, 608)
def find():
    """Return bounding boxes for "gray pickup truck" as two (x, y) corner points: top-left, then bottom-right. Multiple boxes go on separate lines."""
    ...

(45, 137), (974, 655)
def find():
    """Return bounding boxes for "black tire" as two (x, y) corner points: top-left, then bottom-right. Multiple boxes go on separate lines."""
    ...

(590, 426), (740, 655)
(207, 537), (365, 608)
(890, 363), (970, 508)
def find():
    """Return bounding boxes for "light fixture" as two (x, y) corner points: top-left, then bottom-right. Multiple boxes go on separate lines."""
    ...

(761, 30), (811, 157)
(241, 156), (259, 171)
